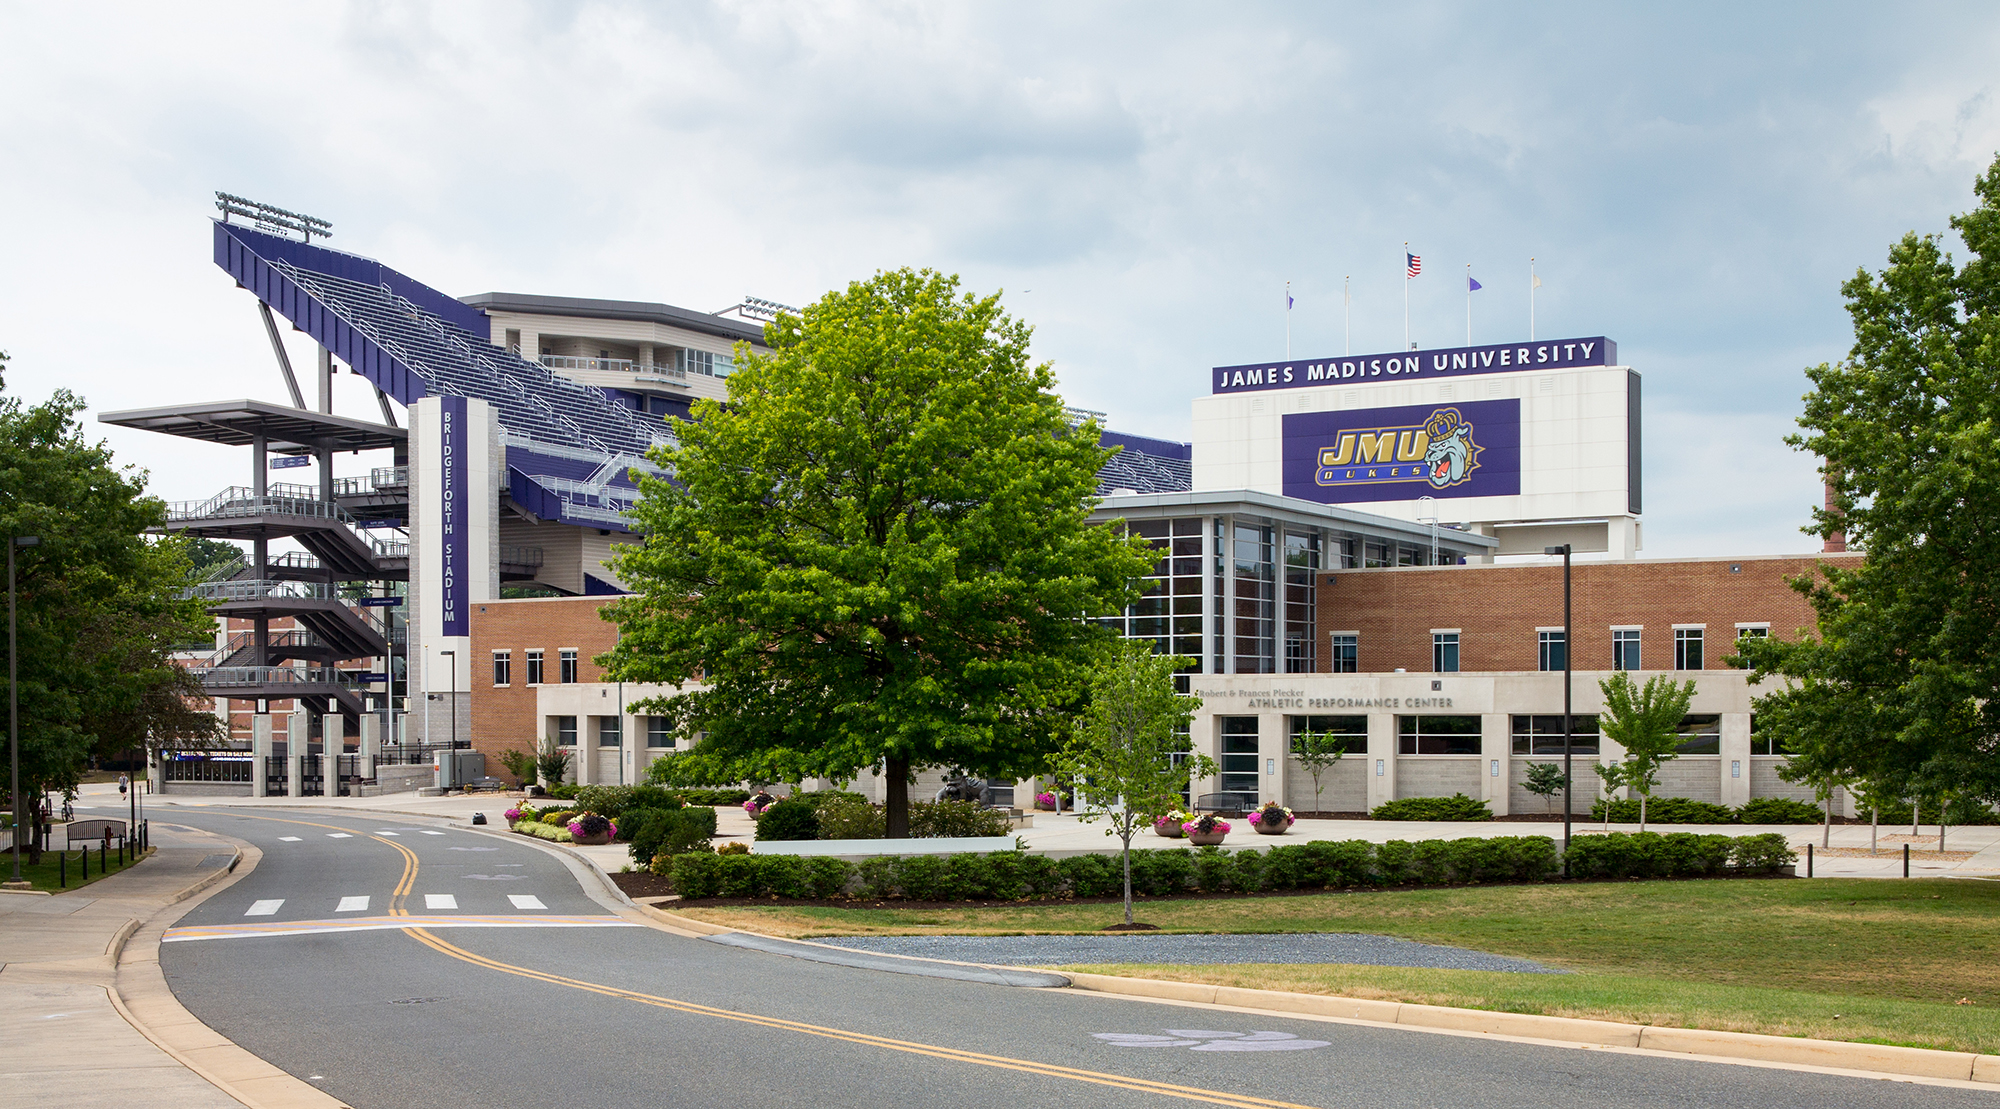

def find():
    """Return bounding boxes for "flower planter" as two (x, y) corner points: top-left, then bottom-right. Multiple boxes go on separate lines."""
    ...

(1253, 817), (1293, 835)
(1186, 831), (1227, 846)
(570, 831), (613, 846)
(1154, 823), (1185, 839)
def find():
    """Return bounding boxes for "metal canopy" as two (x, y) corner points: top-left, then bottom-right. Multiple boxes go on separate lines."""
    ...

(98, 399), (407, 454)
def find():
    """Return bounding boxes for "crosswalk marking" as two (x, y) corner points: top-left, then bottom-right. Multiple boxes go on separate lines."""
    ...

(336, 896), (370, 913)
(278, 836), (301, 842)
(418, 830), (446, 836)
(508, 895), (547, 910)
(245, 900), (284, 917)
(425, 894), (457, 910)
(165, 915), (640, 942)
(327, 833), (353, 839)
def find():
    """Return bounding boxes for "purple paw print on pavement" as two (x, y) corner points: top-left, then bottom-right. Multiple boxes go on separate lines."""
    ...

(1093, 1029), (1330, 1052)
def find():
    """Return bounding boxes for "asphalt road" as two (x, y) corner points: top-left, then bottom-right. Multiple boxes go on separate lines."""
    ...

(159, 808), (1998, 1109)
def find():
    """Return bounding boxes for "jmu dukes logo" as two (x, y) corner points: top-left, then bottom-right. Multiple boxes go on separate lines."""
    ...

(1315, 407), (1483, 490)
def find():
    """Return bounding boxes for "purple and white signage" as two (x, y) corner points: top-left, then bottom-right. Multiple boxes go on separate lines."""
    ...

(439, 396), (468, 636)
(1214, 336), (1615, 395)
(1282, 399), (1521, 505)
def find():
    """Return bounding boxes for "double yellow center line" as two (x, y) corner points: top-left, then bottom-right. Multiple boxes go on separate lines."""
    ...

(220, 811), (1329, 1109)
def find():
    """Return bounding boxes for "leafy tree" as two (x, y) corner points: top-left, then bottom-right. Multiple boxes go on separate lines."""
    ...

(1523, 761), (1568, 813)
(1593, 672), (1696, 831)
(1, 375), (222, 857)
(1053, 642), (1215, 926)
(1737, 154), (2000, 811)
(182, 537), (242, 581)
(1289, 728), (1348, 815)
(602, 269), (1154, 837)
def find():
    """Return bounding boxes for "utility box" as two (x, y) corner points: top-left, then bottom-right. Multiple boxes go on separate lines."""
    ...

(434, 751), (486, 789)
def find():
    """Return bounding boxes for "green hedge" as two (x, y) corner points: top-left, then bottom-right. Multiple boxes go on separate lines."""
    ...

(678, 788), (753, 806)
(1563, 831), (1795, 878)
(1580, 796), (1836, 825)
(1369, 793), (1494, 822)
(631, 806), (718, 865)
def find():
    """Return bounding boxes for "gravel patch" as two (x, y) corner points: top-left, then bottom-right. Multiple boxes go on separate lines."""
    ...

(812, 933), (1567, 973)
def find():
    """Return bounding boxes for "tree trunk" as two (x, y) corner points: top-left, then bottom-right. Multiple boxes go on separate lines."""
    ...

(1639, 792), (1648, 833)
(1120, 828), (1136, 924)
(885, 754), (910, 839)
(1871, 807), (1878, 854)
(1822, 793), (1832, 848)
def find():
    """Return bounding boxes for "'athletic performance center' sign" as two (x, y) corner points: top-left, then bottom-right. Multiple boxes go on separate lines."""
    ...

(1213, 336), (1615, 395)
(1281, 399), (1522, 505)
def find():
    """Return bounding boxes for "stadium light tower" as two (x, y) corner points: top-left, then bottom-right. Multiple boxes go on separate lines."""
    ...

(214, 192), (333, 244)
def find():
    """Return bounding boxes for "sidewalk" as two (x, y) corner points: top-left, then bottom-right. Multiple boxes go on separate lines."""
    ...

(0, 821), (251, 1109)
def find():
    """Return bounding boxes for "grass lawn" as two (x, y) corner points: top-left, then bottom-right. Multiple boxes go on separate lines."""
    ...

(2, 845), (151, 892)
(678, 878), (2000, 1054)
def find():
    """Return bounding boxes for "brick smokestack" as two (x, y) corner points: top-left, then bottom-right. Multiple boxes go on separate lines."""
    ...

(1822, 476), (1846, 553)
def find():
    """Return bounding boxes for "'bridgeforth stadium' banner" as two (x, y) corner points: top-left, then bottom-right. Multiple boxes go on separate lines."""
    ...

(1214, 336), (1614, 395)
(1281, 399), (1521, 505)
(440, 395), (468, 636)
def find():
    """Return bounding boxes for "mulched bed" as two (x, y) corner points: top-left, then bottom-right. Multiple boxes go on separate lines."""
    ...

(611, 870), (677, 900)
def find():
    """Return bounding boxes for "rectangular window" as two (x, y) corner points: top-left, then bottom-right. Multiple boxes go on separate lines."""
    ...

(1749, 715), (1782, 755)
(1363, 540), (1390, 568)
(526, 649), (544, 686)
(491, 650), (511, 687)
(1398, 715), (1482, 755)
(1118, 517), (1207, 667)
(1219, 716), (1260, 797)
(1509, 714), (1602, 755)
(1283, 530), (1319, 673)
(555, 715), (577, 747)
(1675, 628), (1704, 670)
(1328, 633), (1358, 673)
(646, 717), (674, 748)
(559, 648), (579, 684)
(1538, 630), (1567, 672)
(598, 716), (621, 747)
(1232, 523), (1276, 674)
(1432, 632), (1460, 673)
(1288, 715), (1368, 754)
(1736, 625), (1769, 640)
(1675, 714), (1722, 754)
(1612, 628), (1641, 671)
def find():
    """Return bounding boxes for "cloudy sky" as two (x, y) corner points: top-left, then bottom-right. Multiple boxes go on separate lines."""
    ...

(3, 2), (1997, 556)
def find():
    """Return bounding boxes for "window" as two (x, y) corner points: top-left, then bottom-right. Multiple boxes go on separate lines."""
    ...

(492, 650), (511, 687)
(526, 649), (544, 686)
(555, 715), (577, 747)
(1674, 714), (1721, 754)
(1283, 530), (1320, 673)
(1675, 628), (1704, 670)
(559, 648), (579, 684)
(646, 717), (674, 748)
(1432, 632), (1460, 673)
(1219, 717), (1260, 796)
(1612, 628), (1640, 671)
(1363, 540), (1391, 568)
(598, 716), (622, 747)
(1510, 714), (1601, 755)
(1749, 715), (1783, 755)
(1328, 633), (1358, 673)
(1538, 630), (1567, 671)
(1232, 523), (1276, 674)
(1115, 517), (1206, 665)
(1736, 625), (1768, 640)
(1398, 715), (1482, 755)
(1288, 715), (1368, 754)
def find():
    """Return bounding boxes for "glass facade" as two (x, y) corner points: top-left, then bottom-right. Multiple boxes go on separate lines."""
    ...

(647, 717), (674, 748)
(1114, 517), (1206, 665)
(1232, 523), (1276, 673)
(1510, 714), (1601, 754)
(1288, 714), (1368, 753)
(1675, 714), (1722, 754)
(1283, 532), (1319, 672)
(1220, 716), (1260, 795)
(1397, 715), (1482, 754)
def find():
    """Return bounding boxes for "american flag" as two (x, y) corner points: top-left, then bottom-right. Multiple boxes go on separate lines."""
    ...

(1406, 253), (1422, 278)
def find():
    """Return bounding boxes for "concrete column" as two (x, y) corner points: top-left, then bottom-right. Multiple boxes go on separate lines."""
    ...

(252, 714), (273, 797)
(1481, 713), (1510, 815)
(322, 719), (341, 798)
(359, 713), (379, 780)
(287, 714), (306, 798)
(1719, 713), (1752, 808)
(1259, 711), (1286, 809)
(1366, 713), (1396, 809)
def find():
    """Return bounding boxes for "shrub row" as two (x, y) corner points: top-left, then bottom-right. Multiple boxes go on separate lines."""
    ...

(1369, 793), (1494, 822)
(756, 792), (1015, 841)
(660, 831), (1799, 901)
(1585, 796), (1828, 825)
(628, 806), (718, 864)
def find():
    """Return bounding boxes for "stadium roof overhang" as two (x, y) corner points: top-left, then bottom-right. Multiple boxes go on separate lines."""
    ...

(461, 292), (768, 347)
(99, 399), (407, 454)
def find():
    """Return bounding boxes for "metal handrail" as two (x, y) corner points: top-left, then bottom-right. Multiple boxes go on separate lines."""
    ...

(208, 629), (325, 667)
(193, 666), (364, 689)
(370, 466), (410, 488)
(540, 355), (690, 382)
(187, 578), (341, 602)
(166, 487), (405, 562)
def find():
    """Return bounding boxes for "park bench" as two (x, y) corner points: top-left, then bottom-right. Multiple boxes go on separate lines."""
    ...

(1192, 792), (1257, 817)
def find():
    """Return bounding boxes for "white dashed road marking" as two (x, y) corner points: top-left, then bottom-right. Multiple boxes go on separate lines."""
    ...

(336, 896), (370, 913)
(1094, 1030), (1330, 1052)
(326, 833), (353, 839)
(278, 836), (301, 842)
(425, 894), (458, 910)
(376, 831), (400, 837)
(508, 895), (547, 910)
(245, 900), (284, 917)
(418, 830), (446, 836)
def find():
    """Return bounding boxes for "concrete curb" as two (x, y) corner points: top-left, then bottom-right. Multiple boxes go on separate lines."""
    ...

(1060, 972), (1998, 1084)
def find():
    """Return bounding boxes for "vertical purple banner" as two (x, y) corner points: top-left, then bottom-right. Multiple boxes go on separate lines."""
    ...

(440, 396), (468, 636)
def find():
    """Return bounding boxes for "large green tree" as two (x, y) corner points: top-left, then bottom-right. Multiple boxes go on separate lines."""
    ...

(1, 358), (221, 851)
(602, 270), (1155, 836)
(1737, 154), (2000, 808)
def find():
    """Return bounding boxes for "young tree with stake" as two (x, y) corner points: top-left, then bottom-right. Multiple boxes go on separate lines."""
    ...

(1289, 728), (1348, 816)
(1594, 672), (1696, 831)
(1056, 642), (1215, 927)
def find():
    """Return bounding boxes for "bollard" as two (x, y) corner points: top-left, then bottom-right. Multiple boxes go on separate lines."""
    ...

(1806, 843), (1813, 878)
(81, 845), (88, 880)
(58, 850), (64, 888)
(1904, 843), (1910, 878)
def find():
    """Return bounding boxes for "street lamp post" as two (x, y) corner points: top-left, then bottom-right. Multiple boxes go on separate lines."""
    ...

(1545, 544), (1573, 857)
(8, 536), (42, 889)
(440, 649), (457, 752)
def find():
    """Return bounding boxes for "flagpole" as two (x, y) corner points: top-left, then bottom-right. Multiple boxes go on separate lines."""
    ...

(1530, 257), (1537, 341)
(1343, 276), (1350, 356)
(1466, 263), (1472, 345)
(1285, 279), (1292, 359)
(1403, 242), (1410, 350)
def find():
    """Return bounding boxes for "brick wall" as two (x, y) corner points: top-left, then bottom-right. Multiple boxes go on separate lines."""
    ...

(1317, 553), (1849, 674)
(470, 596), (620, 782)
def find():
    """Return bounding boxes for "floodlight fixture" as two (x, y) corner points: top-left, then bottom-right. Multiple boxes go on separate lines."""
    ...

(215, 192), (333, 243)
(734, 296), (800, 322)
